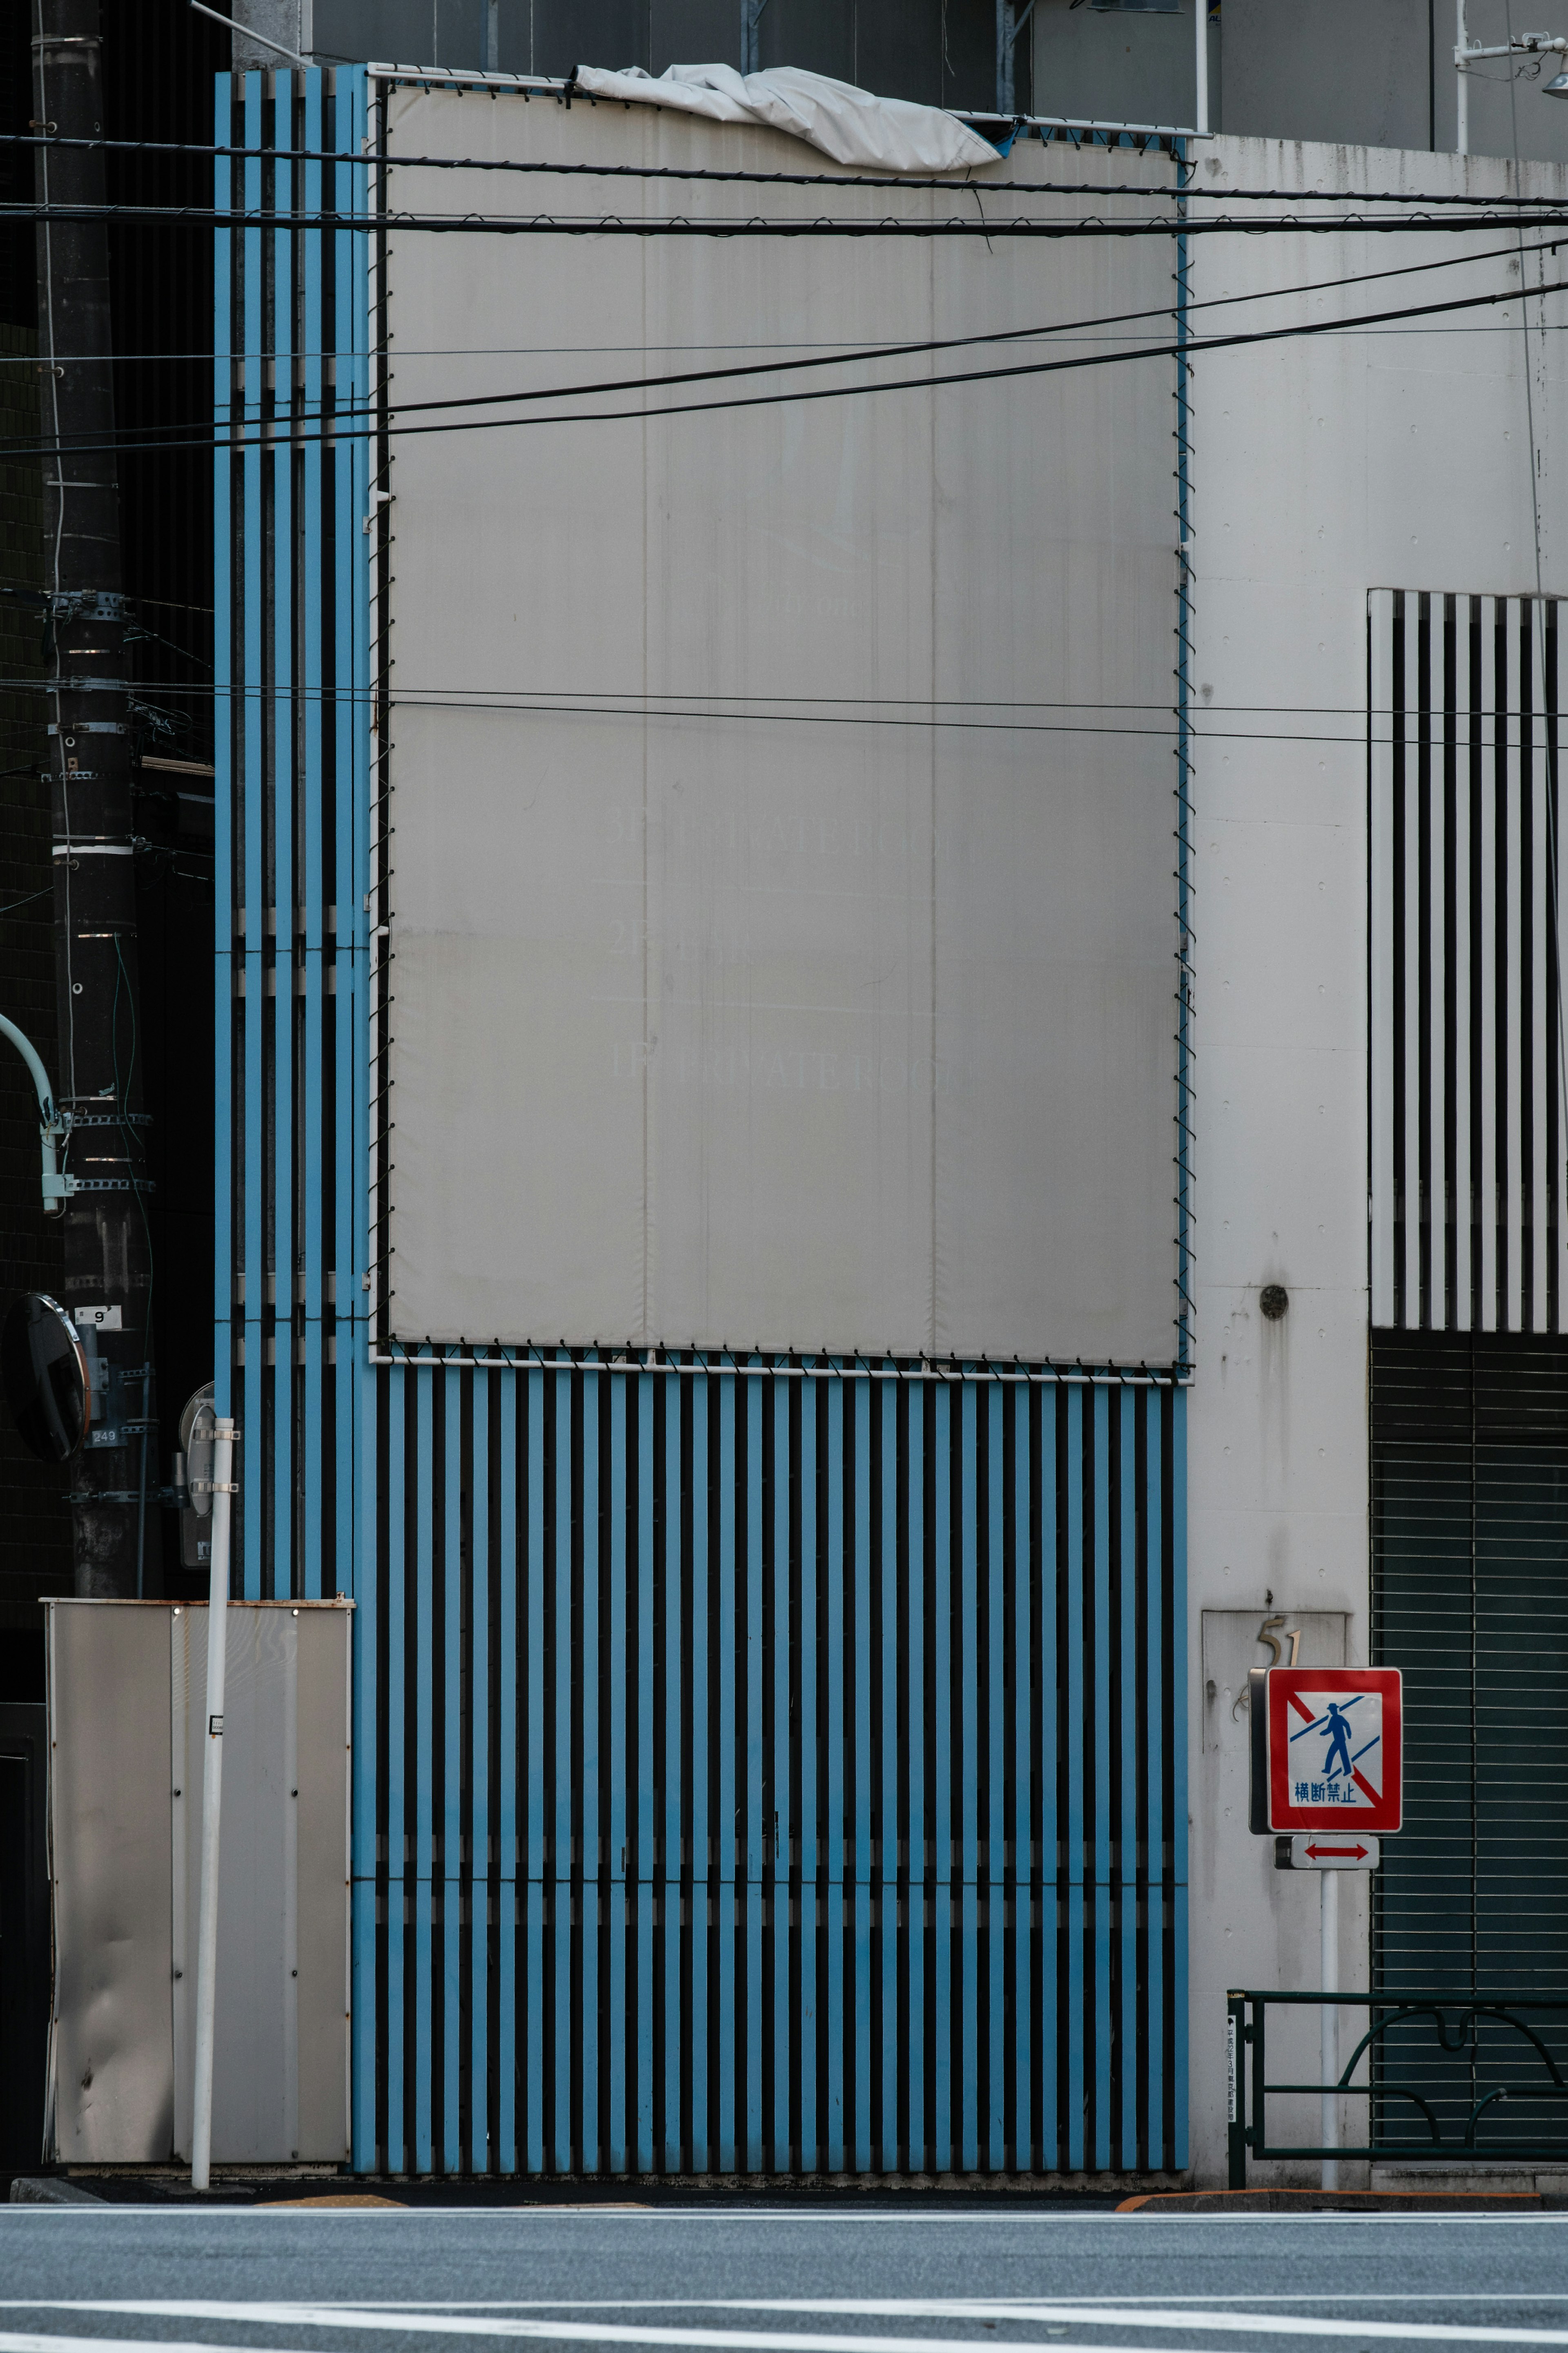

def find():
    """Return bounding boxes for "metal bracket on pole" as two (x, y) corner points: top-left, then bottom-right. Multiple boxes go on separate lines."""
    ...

(0, 1012), (76, 1216)
(190, 1415), (239, 2195)
(739, 0), (770, 77)
(996, 0), (1037, 119)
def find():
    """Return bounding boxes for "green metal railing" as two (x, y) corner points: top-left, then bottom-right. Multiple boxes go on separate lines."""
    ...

(1227, 1990), (1568, 2188)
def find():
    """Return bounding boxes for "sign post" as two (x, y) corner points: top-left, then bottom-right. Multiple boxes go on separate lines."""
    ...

(1250, 1665), (1403, 2191)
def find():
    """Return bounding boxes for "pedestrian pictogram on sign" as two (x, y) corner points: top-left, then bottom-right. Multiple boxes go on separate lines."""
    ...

(1264, 1667), (1402, 1833)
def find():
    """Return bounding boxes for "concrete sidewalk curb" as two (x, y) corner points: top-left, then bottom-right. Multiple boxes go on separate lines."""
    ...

(1118, 2188), (1545, 2213)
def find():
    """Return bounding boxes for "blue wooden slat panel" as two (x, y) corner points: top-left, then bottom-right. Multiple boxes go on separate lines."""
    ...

(226, 70), (1190, 2189)
(553, 1368), (574, 2175)
(239, 70), (263, 1598)
(852, 1379), (870, 2174)
(470, 1369), (490, 2173)
(443, 1364), (462, 2171)
(497, 1371), (518, 2173)
(213, 76), (233, 1432)
(638, 1374), (657, 2174)
(607, 1372), (627, 2174)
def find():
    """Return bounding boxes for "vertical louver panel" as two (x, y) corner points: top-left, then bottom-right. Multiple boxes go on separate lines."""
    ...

(219, 72), (1190, 2176)
(1371, 1330), (1568, 2148)
(359, 1362), (1186, 2177)
(1371, 589), (1568, 1332)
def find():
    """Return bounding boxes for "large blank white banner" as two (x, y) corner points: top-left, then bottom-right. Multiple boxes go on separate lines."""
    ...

(383, 87), (1178, 1362)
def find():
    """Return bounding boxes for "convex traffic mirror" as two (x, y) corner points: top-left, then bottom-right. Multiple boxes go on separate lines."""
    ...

(2, 1291), (89, 1462)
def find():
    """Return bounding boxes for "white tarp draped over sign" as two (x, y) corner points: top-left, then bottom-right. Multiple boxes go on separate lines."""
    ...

(567, 63), (1004, 174)
(382, 86), (1179, 1363)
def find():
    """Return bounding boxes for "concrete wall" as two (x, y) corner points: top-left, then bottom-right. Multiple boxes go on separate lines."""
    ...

(242, 0), (1011, 107)
(1033, 0), (1568, 165)
(1185, 135), (1568, 2184)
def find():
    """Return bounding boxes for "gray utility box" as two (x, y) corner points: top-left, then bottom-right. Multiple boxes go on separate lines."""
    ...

(44, 1598), (352, 2166)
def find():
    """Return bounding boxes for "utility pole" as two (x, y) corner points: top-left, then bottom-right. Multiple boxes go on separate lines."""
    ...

(32, 0), (157, 1598)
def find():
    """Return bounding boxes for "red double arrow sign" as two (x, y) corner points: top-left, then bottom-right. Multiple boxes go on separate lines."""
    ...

(1303, 1841), (1370, 1860)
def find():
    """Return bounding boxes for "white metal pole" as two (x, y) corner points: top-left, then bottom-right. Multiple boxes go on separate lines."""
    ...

(190, 1414), (236, 2195)
(1456, 0), (1469, 156)
(1320, 1867), (1340, 2192)
(1194, 0), (1209, 136)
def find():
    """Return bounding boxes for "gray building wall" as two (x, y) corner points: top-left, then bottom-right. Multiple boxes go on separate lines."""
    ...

(248, 0), (1015, 112)
(1033, 0), (1568, 165)
(237, 0), (1568, 165)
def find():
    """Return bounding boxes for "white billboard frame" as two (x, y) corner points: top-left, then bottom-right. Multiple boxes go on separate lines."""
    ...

(372, 78), (1185, 1368)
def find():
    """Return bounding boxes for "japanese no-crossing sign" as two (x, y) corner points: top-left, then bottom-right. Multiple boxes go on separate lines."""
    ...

(1265, 1666), (1402, 1833)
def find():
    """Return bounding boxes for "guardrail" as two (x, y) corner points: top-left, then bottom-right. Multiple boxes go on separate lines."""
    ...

(1227, 1990), (1568, 2188)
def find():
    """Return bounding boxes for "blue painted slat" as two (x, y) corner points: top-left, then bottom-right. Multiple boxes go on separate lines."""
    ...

(715, 1374), (736, 2173)
(1145, 1391), (1164, 2168)
(554, 1368), (574, 2173)
(525, 1371), (545, 2174)
(579, 1372), (600, 2173)
(497, 1371), (518, 2174)
(987, 1385), (1005, 2173)
(1120, 1389), (1139, 2168)
(797, 1381), (817, 2174)
(299, 71), (323, 1606)
(637, 1373), (656, 2173)
(772, 1380), (791, 2171)
(689, 1375), (710, 2173)
(1013, 1391), (1032, 2170)
(824, 1379), (845, 2173)
(1093, 1386), (1112, 2173)
(665, 1375), (684, 2170)
(931, 1383), (952, 2175)
(959, 1382), (978, 2176)
(470, 1369), (490, 2172)
(414, 1369), (434, 2174)
(384, 1366), (406, 2172)
(270, 77), (294, 1604)
(334, 67), (363, 1624)
(745, 1374), (763, 2172)
(1039, 1387), (1058, 2169)
(905, 1390), (924, 2173)
(212, 76), (233, 1432)
(240, 73), (263, 1599)
(879, 1380), (898, 2172)
(1171, 1389), (1190, 2171)
(1065, 1386), (1085, 2172)
(443, 1365), (463, 2172)
(852, 1380), (871, 2174)
(607, 1372), (627, 2174)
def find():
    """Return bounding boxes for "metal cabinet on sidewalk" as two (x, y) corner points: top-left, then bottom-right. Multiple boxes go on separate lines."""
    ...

(45, 1598), (351, 2165)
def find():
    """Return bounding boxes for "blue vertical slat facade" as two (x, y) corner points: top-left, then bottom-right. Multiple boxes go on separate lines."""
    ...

(218, 70), (1189, 2179)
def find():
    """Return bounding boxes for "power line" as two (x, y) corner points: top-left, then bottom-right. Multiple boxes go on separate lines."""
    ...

(12, 199), (1568, 238)
(31, 230), (1561, 455)
(9, 668), (1561, 748)
(9, 263), (1564, 462)
(11, 123), (1568, 207)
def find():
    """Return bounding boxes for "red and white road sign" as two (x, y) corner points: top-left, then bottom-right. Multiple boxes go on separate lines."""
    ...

(1266, 1666), (1402, 1833)
(1289, 1832), (1381, 1869)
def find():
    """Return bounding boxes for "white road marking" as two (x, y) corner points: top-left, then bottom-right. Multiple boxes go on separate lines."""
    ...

(15, 2308), (1568, 2353)
(0, 2324), (1170, 2353)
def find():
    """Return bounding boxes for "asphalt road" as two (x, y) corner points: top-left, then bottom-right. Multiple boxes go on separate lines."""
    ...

(2, 2207), (1568, 2353)
(3, 2202), (1568, 2353)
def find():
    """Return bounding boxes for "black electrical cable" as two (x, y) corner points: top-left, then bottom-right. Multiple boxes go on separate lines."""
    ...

(1, 674), (1541, 752)
(13, 199), (1568, 237)
(8, 123), (1568, 208)
(32, 228), (1563, 457)
(7, 263), (1564, 462)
